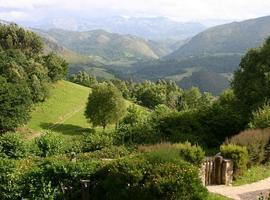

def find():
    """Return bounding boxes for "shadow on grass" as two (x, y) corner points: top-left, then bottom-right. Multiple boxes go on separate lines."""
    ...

(40, 123), (94, 136)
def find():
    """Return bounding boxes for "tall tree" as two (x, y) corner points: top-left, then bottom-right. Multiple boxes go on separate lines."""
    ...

(0, 76), (32, 132)
(43, 52), (68, 82)
(85, 83), (126, 129)
(232, 37), (270, 114)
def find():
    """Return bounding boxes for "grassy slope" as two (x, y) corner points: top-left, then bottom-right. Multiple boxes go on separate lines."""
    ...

(26, 81), (91, 137)
(25, 80), (146, 138)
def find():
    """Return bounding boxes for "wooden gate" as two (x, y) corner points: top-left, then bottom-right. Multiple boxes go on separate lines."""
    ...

(200, 156), (233, 186)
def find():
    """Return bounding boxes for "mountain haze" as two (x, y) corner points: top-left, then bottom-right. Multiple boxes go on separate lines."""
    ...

(39, 29), (171, 61)
(167, 15), (270, 60)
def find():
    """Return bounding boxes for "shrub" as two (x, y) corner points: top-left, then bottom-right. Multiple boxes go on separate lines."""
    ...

(226, 129), (270, 164)
(77, 145), (131, 159)
(220, 144), (249, 178)
(0, 132), (26, 159)
(91, 155), (207, 200)
(35, 131), (65, 157)
(249, 104), (270, 129)
(0, 158), (21, 200)
(21, 156), (103, 200)
(82, 132), (113, 152)
(138, 142), (205, 166)
(174, 142), (205, 166)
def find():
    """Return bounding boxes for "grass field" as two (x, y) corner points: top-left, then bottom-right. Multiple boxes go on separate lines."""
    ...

(25, 80), (91, 138)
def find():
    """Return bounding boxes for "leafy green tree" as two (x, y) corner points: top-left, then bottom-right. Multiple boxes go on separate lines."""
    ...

(85, 83), (126, 129)
(69, 71), (97, 88)
(0, 23), (43, 57)
(43, 52), (68, 82)
(0, 76), (32, 132)
(232, 38), (270, 114)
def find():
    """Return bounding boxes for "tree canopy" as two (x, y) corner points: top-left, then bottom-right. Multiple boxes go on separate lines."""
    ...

(85, 83), (126, 129)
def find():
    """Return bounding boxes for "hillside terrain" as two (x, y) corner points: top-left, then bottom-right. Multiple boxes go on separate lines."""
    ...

(129, 15), (270, 94)
(167, 15), (270, 59)
(26, 80), (91, 136)
(38, 28), (171, 61)
(23, 16), (206, 41)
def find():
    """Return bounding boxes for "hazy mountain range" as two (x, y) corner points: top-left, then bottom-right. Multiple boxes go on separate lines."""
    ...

(23, 16), (206, 41)
(2, 15), (270, 95)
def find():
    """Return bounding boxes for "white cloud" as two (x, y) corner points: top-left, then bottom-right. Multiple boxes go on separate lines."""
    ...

(0, 0), (270, 22)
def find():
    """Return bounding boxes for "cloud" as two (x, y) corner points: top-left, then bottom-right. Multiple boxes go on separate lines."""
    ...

(0, 0), (270, 22)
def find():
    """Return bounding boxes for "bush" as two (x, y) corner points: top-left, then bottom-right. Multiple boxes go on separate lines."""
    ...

(226, 129), (270, 164)
(77, 145), (131, 159)
(174, 142), (205, 166)
(35, 132), (65, 157)
(138, 142), (205, 166)
(91, 155), (207, 200)
(249, 104), (270, 129)
(21, 156), (103, 200)
(0, 132), (26, 159)
(0, 158), (21, 200)
(220, 144), (249, 178)
(82, 132), (113, 152)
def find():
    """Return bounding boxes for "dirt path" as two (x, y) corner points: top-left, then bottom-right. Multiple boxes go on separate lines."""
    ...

(207, 177), (270, 200)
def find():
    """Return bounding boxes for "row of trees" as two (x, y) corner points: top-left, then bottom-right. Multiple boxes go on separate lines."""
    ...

(0, 24), (68, 132)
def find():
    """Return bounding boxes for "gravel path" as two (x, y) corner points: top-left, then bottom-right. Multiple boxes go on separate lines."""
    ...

(207, 177), (270, 200)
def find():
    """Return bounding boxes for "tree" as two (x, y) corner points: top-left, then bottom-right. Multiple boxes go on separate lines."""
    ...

(232, 37), (270, 114)
(0, 23), (43, 58)
(43, 52), (68, 82)
(0, 76), (32, 132)
(85, 83), (126, 129)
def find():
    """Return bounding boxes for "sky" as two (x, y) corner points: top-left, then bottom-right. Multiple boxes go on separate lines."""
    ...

(0, 0), (270, 23)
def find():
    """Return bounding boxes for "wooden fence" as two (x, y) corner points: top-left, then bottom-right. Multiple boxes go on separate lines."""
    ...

(200, 155), (233, 186)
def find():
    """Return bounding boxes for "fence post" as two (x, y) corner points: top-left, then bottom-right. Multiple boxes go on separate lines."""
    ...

(214, 156), (223, 184)
(80, 180), (90, 200)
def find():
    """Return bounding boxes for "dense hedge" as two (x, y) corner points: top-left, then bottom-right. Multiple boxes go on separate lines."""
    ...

(91, 155), (207, 200)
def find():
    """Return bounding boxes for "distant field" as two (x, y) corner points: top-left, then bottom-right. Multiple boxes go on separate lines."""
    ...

(165, 67), (201, 82)
(25, 81), (91, 138)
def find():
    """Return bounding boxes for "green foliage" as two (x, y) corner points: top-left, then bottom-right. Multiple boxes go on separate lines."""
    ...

(174, 142), (205, 166)
(69, 71), (97, 88)
(232, 38), (270, 114)
(35, 132), (65, 157)
(220, 144), (249, 178)
(0, 132), (26, 159)
(0, 76), (32, 132)
(233, 163), (270, 186)
(43, 52), (68, 82)
(21, 156), (103, 200)
(77, 145), (131, 159)
(226, 129), (270, 164)
(91, 155), (207, 200)
(249, 104), (270, 129)
(0, 158), (21, 200)
(138, 142), (205, 166)
(82, 132), (113, 152)
(0, 23), (43, 57)
(85, 82), (126, 129)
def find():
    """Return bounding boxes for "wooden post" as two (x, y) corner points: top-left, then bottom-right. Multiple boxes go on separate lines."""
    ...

(80, 180), (90, 200)
(214, 156), (223, 185)
(221, 159), (233, 185)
